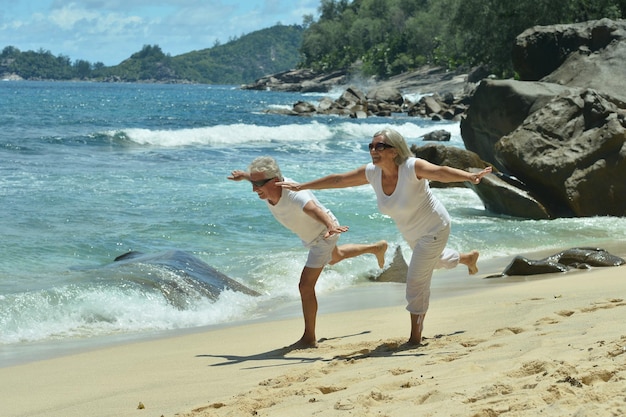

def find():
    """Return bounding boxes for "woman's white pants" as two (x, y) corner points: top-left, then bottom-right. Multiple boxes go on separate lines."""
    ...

(405, 225), (451, 315)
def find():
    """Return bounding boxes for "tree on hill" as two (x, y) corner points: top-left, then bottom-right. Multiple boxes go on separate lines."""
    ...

(172, 24), (305, 83)
(299, 0), (626, 78)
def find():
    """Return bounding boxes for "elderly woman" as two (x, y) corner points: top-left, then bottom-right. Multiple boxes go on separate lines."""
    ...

(279, 128), (492, 345)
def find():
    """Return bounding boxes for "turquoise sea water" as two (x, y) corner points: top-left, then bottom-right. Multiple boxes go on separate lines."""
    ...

(1, 81), (624, 365)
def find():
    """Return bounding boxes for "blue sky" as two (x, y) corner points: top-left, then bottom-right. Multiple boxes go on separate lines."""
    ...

(1, 0), (319, 65)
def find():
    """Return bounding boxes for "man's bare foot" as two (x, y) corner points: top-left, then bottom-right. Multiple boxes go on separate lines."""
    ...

(462, 250), (479, 275)
(288, 337), (318, 349)
(375, 240), (388, 268)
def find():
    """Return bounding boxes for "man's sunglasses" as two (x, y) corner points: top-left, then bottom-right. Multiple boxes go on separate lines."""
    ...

(368, 142), (394, 151)
(249, 177), (275, 187)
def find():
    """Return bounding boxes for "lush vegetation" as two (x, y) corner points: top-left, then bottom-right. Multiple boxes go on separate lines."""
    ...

(300, 0), (626, 78)
(0, 24), (304, 84)
(2, 1), (625, 83)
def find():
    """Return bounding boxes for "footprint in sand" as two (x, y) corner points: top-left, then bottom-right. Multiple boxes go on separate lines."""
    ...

(333, 398), (355, 410)
(579, 298), (625, 313)
(441, 352), (469, 362)
(493, 327), (525, 336)
(556, 310), (575, 317)
(334, 348), (371, 360)
(459, 338), (487, 348)
(390, 368), (413, 376)
(416, 390), (450, 405)
(318, 385), (347, 394)
(579, 369), (616, 385)
(259, 374), (308, 388)
(534, 316), (561, 325)
(465, 383), (514, 403)
(506, 359), (552, 378)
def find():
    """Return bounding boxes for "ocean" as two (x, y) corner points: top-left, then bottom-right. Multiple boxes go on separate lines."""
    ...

(1, 81), (624, 366)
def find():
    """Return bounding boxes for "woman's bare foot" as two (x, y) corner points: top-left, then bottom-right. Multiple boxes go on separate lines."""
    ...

(375, 240), (388, 268)
(460, 250), (479, 275)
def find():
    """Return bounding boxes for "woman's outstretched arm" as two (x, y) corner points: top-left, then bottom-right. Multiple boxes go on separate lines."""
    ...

(278, 165), (369, 191)
(414, 160), (492, 184)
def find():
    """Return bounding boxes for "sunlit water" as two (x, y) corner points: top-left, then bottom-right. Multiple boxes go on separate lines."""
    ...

(1, 81), (624, 364)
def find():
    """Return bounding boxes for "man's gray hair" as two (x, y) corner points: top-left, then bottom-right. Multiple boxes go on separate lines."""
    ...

(248, 156), (283, 179)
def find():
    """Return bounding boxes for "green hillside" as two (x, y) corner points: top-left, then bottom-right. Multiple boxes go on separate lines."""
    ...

(0, 24), (304, 84)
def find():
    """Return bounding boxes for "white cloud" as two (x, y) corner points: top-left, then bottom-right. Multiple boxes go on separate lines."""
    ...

(1, 0), (319, 65)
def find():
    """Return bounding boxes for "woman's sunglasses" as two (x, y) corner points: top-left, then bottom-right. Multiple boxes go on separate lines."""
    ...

(249, 177), (275, 187)
(368, 142), (394, 151)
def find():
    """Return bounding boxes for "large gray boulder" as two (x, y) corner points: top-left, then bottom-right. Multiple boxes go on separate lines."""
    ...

(495, 89), (626, 217)
(460, 79), (573, 172)
(460, 19), (626, 218)
(513, 18), (626, 103)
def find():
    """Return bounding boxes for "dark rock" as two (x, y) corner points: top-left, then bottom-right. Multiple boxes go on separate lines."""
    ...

(513, 18), (626, 103)
(371, 246), (408, 283)
(495, 89), (626, 217)
(549, 247), (626, 267)
(460, 79), (573, 172)
(490, 247), (625, 277)
(337, 86), (367, 107)
(292, 101), (316, 115)
(420, 95), (443, 115)
(467, 65), (492, 83)
(421, 129), (451, 142)
(467, 171), (551, 220)
(367, 86), (404, 106)
(503, 256), (570, 275)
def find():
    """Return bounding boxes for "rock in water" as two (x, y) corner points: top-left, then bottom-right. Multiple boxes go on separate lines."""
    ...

(372, 246), (408, 283)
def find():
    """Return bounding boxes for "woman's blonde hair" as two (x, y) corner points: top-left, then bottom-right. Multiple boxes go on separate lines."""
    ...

(373, 128), (412, 166)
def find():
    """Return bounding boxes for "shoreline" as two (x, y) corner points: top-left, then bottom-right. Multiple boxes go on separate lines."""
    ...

(1, 258), (624, 416)
(1, 245), (625, 416)
(2, 241), (624, 370)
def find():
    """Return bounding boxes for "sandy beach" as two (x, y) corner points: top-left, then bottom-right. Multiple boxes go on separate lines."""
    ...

(1, 253), (625, 417)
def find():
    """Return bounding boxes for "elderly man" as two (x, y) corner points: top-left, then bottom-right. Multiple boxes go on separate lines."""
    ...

(228, 156), (387, 348)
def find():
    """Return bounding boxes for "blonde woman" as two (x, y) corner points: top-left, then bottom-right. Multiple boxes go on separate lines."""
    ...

(279, 128), (492, 345)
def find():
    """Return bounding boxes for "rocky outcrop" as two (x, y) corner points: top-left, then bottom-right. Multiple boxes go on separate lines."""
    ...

(242, 65), (472, 97)
(460, 80), (573, 172)
(242, 69), (349, 92)
(265, 84), (469, 121)
(495, 89), (626, 217)
(513, 18), (626, 104)
(461, 19), (626, 218)
(247, 64), (476, 120)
